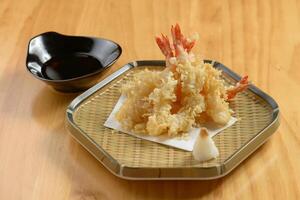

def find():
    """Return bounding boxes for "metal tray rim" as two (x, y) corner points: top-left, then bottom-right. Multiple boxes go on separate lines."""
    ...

(66, 60), (280, 180)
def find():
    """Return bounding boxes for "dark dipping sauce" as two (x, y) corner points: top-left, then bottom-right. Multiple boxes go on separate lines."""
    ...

(42, 54), (102, 80)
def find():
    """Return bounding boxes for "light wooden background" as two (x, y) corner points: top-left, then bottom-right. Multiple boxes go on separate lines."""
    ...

(0, 0), (299, 199)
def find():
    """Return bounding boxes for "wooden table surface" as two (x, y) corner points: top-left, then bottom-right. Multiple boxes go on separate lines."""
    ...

(1, 0), (299, 199)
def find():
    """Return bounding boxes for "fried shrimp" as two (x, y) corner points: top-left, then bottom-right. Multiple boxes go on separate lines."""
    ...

(116, 24), (248, 136)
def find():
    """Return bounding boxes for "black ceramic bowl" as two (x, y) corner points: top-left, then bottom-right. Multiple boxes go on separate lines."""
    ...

(26, 32), (122, 92)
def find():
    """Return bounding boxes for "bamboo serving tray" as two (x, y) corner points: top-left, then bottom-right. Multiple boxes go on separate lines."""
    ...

(66, 60), (280, 180)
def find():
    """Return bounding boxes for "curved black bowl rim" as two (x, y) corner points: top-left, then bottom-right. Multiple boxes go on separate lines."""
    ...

(26, 31), (122, 83)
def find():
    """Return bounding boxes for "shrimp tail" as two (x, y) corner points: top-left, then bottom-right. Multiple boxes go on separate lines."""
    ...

(227, 75), (249, 100)
(156, 24), (196, 58)
(171, 23), (195, 56)
(155, 34), (174, 59)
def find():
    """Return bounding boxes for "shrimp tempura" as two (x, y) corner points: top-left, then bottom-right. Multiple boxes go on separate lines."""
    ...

(116, 24), (248, 136)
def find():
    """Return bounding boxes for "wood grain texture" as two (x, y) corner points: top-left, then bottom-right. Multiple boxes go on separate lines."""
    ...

(0, 0), (299, 199)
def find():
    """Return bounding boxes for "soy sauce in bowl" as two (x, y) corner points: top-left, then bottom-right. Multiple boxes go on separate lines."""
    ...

(26, 32), (122, 92)
(42, 54), (102, 80)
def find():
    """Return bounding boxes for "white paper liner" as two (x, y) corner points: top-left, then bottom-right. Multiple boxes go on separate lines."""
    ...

(104, 95), (237, 151)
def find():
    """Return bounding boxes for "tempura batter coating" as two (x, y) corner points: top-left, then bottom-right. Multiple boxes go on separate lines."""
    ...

(116, 24), (248, 136)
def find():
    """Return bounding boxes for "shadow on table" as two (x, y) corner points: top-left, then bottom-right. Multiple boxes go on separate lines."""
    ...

(31, 86), (78, 126)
